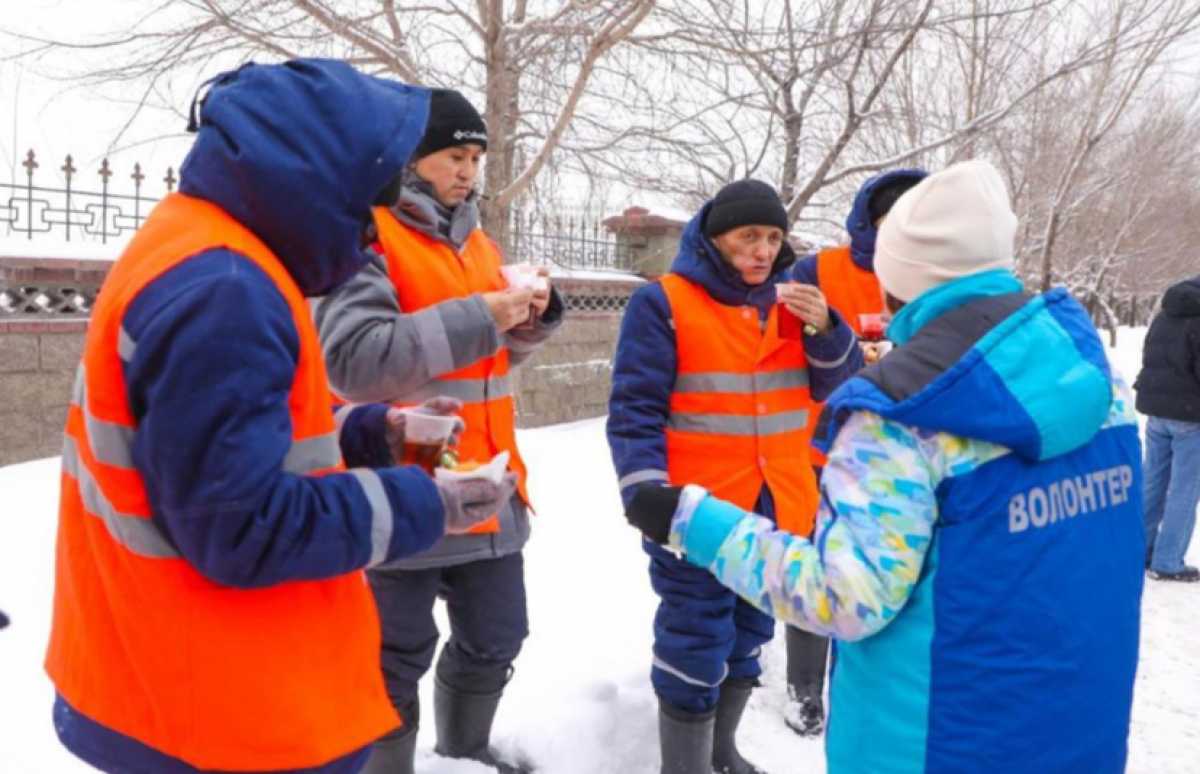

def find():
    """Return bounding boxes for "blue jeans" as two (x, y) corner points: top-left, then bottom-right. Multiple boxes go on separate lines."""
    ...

(1143, 416), (1200, 573)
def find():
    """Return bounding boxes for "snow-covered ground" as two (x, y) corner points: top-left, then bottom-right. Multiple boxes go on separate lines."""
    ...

(1, 327), (1197, 773)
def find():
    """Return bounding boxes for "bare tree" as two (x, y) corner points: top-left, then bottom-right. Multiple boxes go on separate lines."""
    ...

(1021, 91), (1200, 342)
(586, 0), (1200, 251)
(3, 0), (657, 239)
(589, 0), (1063, 225)
(1018, 0), (1200, 291)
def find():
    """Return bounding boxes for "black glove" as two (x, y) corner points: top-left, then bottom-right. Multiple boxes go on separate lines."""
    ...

(626, 485), (684, 545)
(0, 609), (8, 630)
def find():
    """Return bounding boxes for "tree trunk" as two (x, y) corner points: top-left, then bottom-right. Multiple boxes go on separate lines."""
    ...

(779, 84), (802, 227)
(480, 1), (517, 253)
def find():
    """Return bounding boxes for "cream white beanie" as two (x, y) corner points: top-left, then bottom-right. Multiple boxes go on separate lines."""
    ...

(874, 159), (1018, 302)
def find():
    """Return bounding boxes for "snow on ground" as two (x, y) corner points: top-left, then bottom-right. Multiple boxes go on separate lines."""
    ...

(0, 233), (126, 262)
(545, 266), (644, 283)
(1, 328), (1197, 773)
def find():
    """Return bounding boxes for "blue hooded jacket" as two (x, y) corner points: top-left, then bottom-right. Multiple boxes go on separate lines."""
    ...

(55, 60), (440, 774)
(793, 168), (928, 283)
(180, 59), (430, 295)
(607, 201), (862, 518)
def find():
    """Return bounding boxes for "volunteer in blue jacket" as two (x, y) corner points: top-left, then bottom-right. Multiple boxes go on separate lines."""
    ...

(625, 160), (1145, 774)
(608, 180), (861, 774)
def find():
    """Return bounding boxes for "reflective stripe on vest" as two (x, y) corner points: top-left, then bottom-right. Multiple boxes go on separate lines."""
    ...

(61, 432), (178, 559)
(72, 364), (342, 477)
(45, 193), (400, 771)
(667, 408), (810, 436)
(660, 273), (819, 536)
(401, 373), (515, 404)
(673, 370), (809, 394)
(374, 207), (530, 529)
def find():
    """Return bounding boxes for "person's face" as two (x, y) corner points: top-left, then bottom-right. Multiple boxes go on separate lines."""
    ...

(712, 225), (784, 286)
(412, 144), (484, 206)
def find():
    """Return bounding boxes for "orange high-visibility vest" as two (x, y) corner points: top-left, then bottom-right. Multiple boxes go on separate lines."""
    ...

(816, 245), (885, 337)
(805, 246), (887, 468)
(660, 273), (818, 536)
(45, 193), (399, 771)
(372, 207), (530, 534)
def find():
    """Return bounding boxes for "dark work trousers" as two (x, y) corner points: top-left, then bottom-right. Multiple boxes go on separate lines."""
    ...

(788, 465), (829, 700)
(645, 540), (776, 715)
(786, 626), (829, 698)
(367, 552), (529, 726)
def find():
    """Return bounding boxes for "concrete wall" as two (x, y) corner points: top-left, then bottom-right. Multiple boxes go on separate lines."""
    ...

(0, 256), (638, 466)
(513, 313), (622, 428)
(0, 320), (84, 467)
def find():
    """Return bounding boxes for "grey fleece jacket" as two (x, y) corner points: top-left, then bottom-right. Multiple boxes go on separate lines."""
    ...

(315, 184), (564, 569)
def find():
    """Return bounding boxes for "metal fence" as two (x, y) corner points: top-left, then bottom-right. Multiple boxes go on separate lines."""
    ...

(1, 150), (641, 319)
(2, 150), (634, 273)
(2, 150), (178, 243)
(505, 209), (633, 273)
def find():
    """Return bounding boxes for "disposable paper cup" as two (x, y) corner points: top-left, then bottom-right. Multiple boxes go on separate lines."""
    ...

(775, 283), (812, 338)
(399, 410), (459, 444)
(501, 264), (549, 292)
(859, 313), (887, 340)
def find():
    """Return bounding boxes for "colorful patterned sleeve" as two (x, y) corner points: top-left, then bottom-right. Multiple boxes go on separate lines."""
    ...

(668, 410), (943, 641)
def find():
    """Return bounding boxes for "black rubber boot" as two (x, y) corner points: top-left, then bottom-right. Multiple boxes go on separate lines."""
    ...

(784, 625), (827, 737)
(659, 701), (715, 774)
(434, 676), (529, 773)
(360, 725), (417, 774)
(361, 697), (418, 774)
(712, 679), (766, 774)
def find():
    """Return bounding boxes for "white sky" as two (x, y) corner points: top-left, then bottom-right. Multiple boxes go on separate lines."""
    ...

(1, 1), (207, 196)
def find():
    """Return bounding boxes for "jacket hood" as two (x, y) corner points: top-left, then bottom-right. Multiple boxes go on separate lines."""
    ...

(669, 201), (796, 310)
(846, 168), (928, 271)
(1162, 276), (1200, 317)
(179, 59), (430, 296)
(829, 273), (1113, 462)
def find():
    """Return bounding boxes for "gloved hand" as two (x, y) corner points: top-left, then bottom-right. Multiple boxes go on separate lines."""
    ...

(385, 397), (466, 463)
(0, 609), (8, 630)
(435, 472), (518, 534)
(626, 484), (685, 545)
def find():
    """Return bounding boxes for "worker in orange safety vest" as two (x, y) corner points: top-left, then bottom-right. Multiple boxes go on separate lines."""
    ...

(45, 60), (511, 774)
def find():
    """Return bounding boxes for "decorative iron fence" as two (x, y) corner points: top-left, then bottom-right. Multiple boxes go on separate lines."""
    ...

(505, 209), (634, 273)
(2, 150), (177, 243)
(1, 151), (642, 319)
(2, 151), (633, 273)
